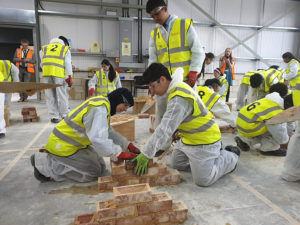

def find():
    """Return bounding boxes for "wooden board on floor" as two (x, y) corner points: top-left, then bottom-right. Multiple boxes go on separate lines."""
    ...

(0, 82), (61, 94)
(266, 106), (300, 125)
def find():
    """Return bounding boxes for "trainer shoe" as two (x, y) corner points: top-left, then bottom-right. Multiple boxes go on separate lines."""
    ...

(0, 133), (5, 139)
(225, 145), (241, 156)
(50, 118), (61, 123)
(30, 154), (51, 182)
(260, 149), (286, 157)
(234, 136), (250, 151)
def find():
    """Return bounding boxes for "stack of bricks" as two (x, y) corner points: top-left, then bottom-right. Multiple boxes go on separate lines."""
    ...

(21, 106), (40, 122)
(74, 183), (188, 225)
(98, 159), (181, 192)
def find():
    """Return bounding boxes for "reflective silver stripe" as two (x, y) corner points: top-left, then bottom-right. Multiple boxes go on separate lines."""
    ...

(174, 87), (207, 116)
(238, 106), (282, 123)
(42, 63), (65, 69)
(154, 27), (158, 50)
(180, 19), (186, 47)
(52, 128), (83, 147)
(43, 46), (47, 57)
(181, 114), (196, 124)
(157, 48), (168, 56)
(266, 70), (276, 85)
(178, 117), (215, 134)
(60, 45), (66, 58)
(43, 55), (64, 60)
(295, 83), (300, 91)
(205, 92), (219, 108)
(162, 61), (171, 68)
(237, 123), (265, 133)
(64, 117), (86, 133)
(169, 46), (190, 54)
(170, 60), (191, 68)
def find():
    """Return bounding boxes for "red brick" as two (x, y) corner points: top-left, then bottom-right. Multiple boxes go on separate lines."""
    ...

(155, 169), (181, 185)
(96, 199), (116, 211)
(74, 213), (94, 224)
(113, 183), (152, 206)
(31, 116), (40, 122)
(21, 106), (36, 112)
(156, 201), (188, 224)
(98, 176), (119, 192)
(125, 160), (136, 170)
(115, 214), (153, 225)
(111, 160), (127, 176)
(137, 192), (172, 215)
(95, 205), (137, 221)
(29, 110), (37, 116)
(146, 163), (167, 176)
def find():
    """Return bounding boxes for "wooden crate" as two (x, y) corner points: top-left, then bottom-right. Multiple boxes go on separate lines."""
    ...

(133, 96), (156, 115)
(4, 105), (10, 127)
(110, 115), (136, 141)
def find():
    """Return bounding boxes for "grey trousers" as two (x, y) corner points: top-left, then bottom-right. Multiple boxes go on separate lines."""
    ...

(19, 67), (31, 99)
(34, 146), (106, 182)
(171, 140), (238, 187)
(44, 76), (70, 119)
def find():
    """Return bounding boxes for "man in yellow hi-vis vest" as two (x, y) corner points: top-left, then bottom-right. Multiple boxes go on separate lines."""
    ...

(30, 88), (142, 182)
(40, 36), (73, 123)
(132, 63), (239, 187)
(235, 83), (290, 156)
(146, 0), (205, 136)
(282, 52), (300, 89)
(0, 60), (19, 139)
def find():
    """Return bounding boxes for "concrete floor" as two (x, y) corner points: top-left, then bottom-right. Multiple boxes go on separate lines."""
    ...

(0, 99), (299, 225)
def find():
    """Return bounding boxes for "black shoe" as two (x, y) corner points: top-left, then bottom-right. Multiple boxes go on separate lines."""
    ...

(30, 154), (51, 182)
(234, 136), (250, 151)
(155, 150), (165, 157)
(0, 133), (5, 139)
(50, 118), (60, 123)
(225, 145), (241, 156)
(260, 149), (287, 157)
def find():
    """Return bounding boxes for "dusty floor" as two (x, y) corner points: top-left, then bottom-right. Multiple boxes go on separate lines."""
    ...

(0, 98), (299, 225)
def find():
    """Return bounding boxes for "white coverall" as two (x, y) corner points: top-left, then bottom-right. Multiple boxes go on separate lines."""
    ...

(142, 73), (238, 186)
(148, 15), (205, 128)
(283, 60), (298, 89)
(0, 63), (19, 134)
(281, 121), (300, 181)
(39, 38), (73, 120)
(88, 71), (122, 94)
(34, 106), (129, 182)
(237, 92), (289, 152)
(218, 77), (229, 98)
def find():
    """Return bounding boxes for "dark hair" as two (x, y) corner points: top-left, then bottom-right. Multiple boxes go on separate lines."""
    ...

(58, 36), (69, 46)
(214, 68), (223, 76)
(142, 63), (171, 84)
(21, 39), (29, 44)
(204, 78), (221, 87)
(198, 52), (215, 79)
(250, 73), (264, 88)
(269, 83), (288, 98)
(146, 0), (167, 13)
(284, 94), (294, 110)
(282, 52), (298, 61)
(269, 65), (279, 70)
(101, 59), (116, 82)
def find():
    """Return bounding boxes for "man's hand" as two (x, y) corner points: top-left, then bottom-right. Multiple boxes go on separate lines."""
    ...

(132, 153), (150, 176)
(65, 76), (73, 87)
(117, 152), (137, 160)
(128, 143), (141, 154)
(88, 88), (95, 97)
(187, 71), (198, 87)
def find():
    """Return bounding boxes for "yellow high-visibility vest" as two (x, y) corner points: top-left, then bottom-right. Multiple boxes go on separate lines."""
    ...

(168, 82), (221, 145)
(237, 98), (283, 138)
(241, 70), (260, 85)
(151, 18), (192, 81)
(218, 76), (229, 100)
(96, 70), (119, 96)
(0, 60), (12, 82)
(293, 83), (300, 106)
(286, 59), (300, 88)
(45, 96), (111, 156)
(197, 86), (221, 110)
(42, 43), (69, 78)
(260, 69), (279, 92)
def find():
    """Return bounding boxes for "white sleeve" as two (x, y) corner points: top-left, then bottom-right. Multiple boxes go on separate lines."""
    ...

(219, 82), (228, 96)
(39, 49), (43, 68)
(236, 83), (249, 110)
(64, 50), (73, 77)
(142, 96), (194, 158)
(187, 24), (205, 73)
(10, 63), (19, 82)
(211, 98), (236, 127)
(267, 123), (289, 144)
(284, 62), (298, 80)
(114, 75), (122, 88)
(88, 73), (98, 90)
(148, 33), (158, 67)
(83, 106), (122, 158)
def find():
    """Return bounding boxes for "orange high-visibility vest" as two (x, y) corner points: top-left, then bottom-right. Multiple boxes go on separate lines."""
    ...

(16, 48), (35, 73)
(220, 57), (236, 80)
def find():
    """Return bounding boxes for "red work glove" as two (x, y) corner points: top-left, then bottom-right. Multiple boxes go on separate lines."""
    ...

(128, 143), (141, 154)
(187, 71), (198, 87)
(89, 88), (95, 97)
(65, 76), (73, 87)
(117, 152), (137, 160)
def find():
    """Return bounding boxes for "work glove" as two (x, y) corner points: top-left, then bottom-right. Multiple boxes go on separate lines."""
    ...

(88, 88), (95, 97)
(187, 71), (198, 87)
(117, 152), (137, 160)
(128, 143), (141, 154)
(65, 76), (73, 87)
(132, 153), (150, 176)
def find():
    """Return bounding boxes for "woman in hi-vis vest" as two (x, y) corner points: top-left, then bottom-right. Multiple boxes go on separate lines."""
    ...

(88, 59), (122, 97)
(282, 52), (300, 90)
(219, 48), (236, 102)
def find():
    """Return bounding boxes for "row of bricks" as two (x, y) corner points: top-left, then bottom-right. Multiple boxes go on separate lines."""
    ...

(74, 202), (188, 225)
(23, 114), (39, 119)
(21, 107), (36, 112)
(24, 116), (40, 123)
(22, 111), (37, 116)
(98, 169), (181, 192)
